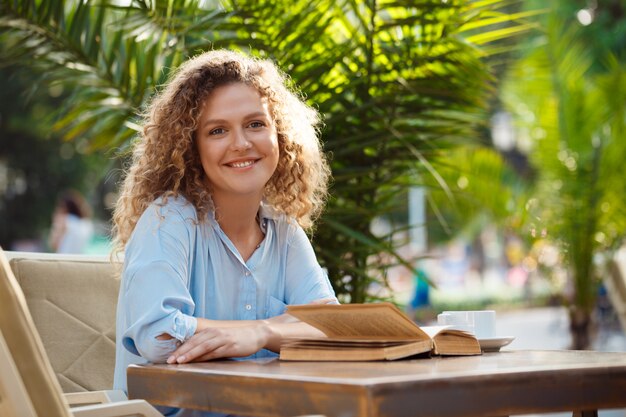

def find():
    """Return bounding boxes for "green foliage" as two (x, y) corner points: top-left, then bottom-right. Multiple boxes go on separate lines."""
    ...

(502, 15), (626, 316)
(0, 0), (532, 302)
(0, 66), (109, 249)
(424, 145), (528, 246)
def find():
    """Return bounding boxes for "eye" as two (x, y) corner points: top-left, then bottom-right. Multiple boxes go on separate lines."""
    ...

(208, 127), (226, 136)
(248, 121), (265, 129)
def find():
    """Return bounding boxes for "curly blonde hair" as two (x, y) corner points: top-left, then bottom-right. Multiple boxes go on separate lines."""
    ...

(112, 50), (330, 250)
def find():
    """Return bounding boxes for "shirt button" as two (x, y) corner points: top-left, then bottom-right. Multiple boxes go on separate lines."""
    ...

(245, 304), (252, 310)
(245, 271), (251, 276)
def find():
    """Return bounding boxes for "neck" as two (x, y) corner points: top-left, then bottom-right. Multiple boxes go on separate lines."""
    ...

(211, 192), (264, 257)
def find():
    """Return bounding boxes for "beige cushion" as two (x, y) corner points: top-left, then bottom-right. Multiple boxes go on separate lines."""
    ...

(8, 253), (121, 393)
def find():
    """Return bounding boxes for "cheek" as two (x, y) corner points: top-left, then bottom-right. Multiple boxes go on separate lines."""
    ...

(272, 136), (279, 155)
(270, 139), (280, 167)
(197, 142), (219, 176)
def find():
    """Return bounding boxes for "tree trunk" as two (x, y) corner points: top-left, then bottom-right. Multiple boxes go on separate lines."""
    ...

(568, 307), (592, 350)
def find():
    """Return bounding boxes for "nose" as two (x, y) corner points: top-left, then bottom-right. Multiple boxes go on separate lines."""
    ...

(230, 128), (252, 151)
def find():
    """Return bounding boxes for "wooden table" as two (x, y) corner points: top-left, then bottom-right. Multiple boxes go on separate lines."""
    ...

(127, 350), (626, 417)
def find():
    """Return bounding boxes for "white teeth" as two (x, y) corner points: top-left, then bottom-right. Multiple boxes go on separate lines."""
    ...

(230, 160), (254, 168)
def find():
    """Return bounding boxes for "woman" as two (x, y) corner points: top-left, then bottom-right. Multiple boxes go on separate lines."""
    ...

(49, 190), (93, 254)
(112, 50), (336, 406)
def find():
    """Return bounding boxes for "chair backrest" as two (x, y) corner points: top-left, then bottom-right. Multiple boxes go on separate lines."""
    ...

(607, 247), (626, 334)
(0, 247), (71, 417)
(6, 251), (121, 392)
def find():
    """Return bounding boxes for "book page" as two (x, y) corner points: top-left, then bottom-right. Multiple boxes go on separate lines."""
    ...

(420, 326), (481, 355)
(282, 338), (416, 348)
(286, 303), (428, 339)
(420, 325), (474, 339)
(280, 339), (432, 361)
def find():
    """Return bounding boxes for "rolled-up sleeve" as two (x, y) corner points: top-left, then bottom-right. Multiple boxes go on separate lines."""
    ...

(120, 203), (198, 363)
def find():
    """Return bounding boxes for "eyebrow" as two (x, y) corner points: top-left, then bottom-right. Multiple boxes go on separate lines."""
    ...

(201, 112), (269, 128)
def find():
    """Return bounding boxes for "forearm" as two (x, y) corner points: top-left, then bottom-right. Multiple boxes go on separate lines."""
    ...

(195, 313), (297, 331)
(157, 313), (297, 340)
(48, 220), (64, 251)
(166, 315), (326, 363)
(196, 314), (320, 351)
(165, 298), (335, 363)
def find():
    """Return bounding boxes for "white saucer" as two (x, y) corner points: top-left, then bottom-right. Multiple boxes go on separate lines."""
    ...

(478, 336), (515, 352)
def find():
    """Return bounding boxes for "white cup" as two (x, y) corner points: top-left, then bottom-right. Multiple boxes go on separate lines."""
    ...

(437, 310), (496, 339)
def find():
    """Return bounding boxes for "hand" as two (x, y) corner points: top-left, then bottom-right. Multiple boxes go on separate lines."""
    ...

(166, 324), (270, 364)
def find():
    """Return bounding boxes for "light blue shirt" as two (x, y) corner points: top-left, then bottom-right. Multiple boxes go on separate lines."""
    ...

(113, 195), (336, 409)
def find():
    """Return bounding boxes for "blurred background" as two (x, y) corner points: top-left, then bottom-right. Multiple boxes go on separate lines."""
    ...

(1, 0), (625, 360)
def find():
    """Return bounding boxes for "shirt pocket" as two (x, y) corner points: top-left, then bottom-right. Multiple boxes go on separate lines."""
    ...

(267, 295), (287, 317)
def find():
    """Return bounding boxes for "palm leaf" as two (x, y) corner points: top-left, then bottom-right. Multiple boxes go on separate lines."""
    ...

(0, 0), (534, 303)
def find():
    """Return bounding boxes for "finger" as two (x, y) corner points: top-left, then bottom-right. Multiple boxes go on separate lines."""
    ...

(168, 332), (217, 364)
(168, 335), (200, 360)
(174, 338), (222, 364)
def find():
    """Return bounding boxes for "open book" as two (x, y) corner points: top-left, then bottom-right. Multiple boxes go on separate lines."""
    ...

(280, 303), (481, 361)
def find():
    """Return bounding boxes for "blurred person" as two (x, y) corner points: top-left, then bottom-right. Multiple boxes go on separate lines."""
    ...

(111, 49), (337, 415)
(48, 189), (94, 254)
(406, 265), (433, 322)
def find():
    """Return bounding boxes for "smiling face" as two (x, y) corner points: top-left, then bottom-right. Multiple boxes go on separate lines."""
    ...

(195, 82), (279, 204)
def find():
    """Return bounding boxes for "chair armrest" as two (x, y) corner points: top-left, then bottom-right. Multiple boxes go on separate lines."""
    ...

(64, 390), (128, 407)
(70, 399), (163, 417)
